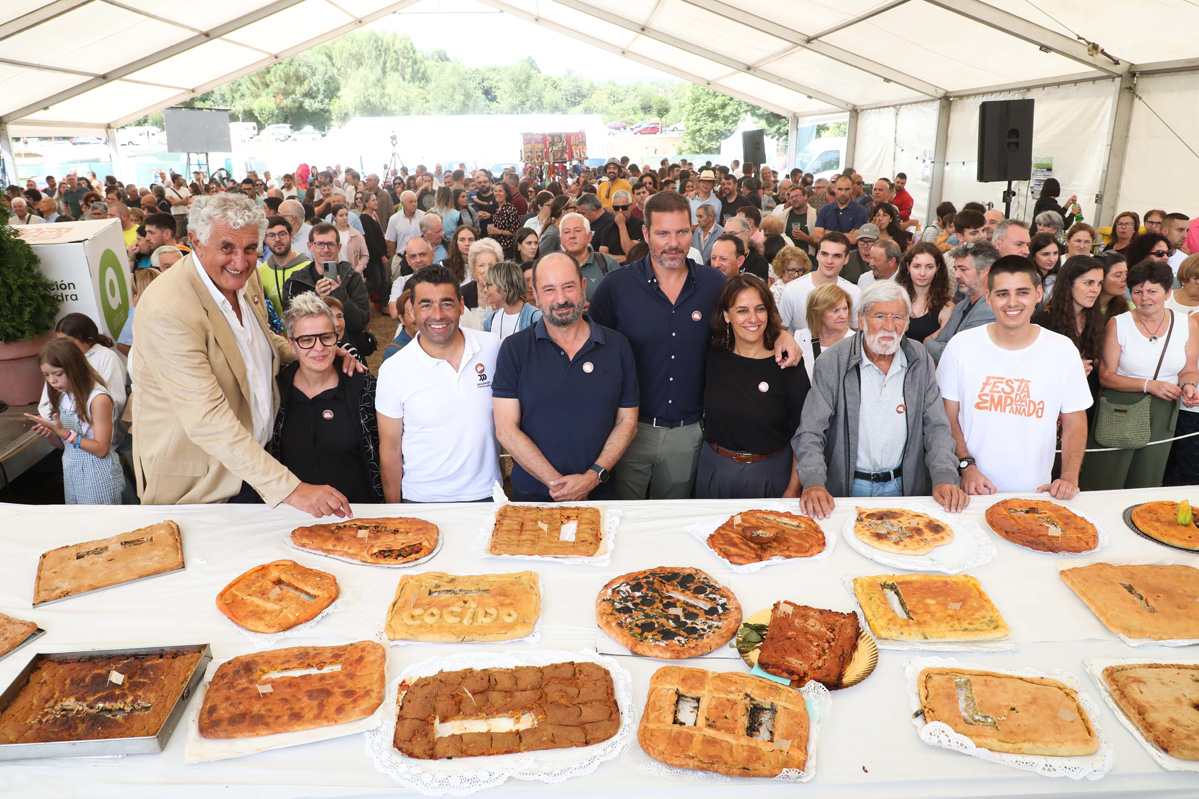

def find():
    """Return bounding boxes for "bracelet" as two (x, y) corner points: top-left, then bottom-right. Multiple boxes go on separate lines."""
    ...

(1183, 382), (1197, 390)
(1144, 379), (1150, 393)
(72, 435), (82, 449)
(61, 431), (72, 443)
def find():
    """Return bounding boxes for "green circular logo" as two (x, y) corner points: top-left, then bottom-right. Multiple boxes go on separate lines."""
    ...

(98, 249), (130, 337)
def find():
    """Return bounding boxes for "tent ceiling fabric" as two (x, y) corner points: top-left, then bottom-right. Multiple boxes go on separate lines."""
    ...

(2, 0), (1199, 135)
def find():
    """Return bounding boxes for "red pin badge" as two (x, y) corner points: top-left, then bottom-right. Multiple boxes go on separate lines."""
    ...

(896, 404), (906, 414)
(583, 362), (594, 373)
(691, 311), (702, 321)
(475, 363), (485, 373)
(322, 410), (334, 420)
(252, 294), (260, 304)
(758, 382), (769, 393)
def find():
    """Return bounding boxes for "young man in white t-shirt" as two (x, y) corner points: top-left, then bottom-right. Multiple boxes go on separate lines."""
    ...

(376, 264), (501, 503)
(777, 231), (861, 333)
(938, 256), (1092, 498)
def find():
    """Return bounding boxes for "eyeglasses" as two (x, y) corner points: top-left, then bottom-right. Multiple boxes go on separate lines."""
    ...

(263, 231), (289, 241)
(612, 205), (629, 212)
(291, 332), (337, 349)
(311, 240), (338, 250)
(866, 312), (910, 323)
(784, 267), (805, 275)
(1115, 221), (1135, 228)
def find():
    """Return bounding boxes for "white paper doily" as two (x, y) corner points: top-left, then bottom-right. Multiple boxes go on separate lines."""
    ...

(1057, 556), (1199, 647)
(983, 498), (1110, 556)
(284, 527), (444, 568)
(182, 648), (387, 764)
(620, 678), (830, 782)
(1083, 656), (1199, 772)
(683, 503), (837, 573)
(384, 570), (542, 647)
(217, 580), (357, 649)
(840, 576), (1017, 652)
(904, 656), (1115, 780)
(364, 649), (634, 795)
(475, 502), (620, 567)
(841, 501), (996, 574)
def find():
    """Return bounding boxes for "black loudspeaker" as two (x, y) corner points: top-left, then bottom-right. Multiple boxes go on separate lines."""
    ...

(742, 129), (767, 166)
(977, 99), (1034, 182)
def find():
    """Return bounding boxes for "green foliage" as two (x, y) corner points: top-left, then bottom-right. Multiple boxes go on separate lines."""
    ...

(0, 206), (62, 342)
(818, 121), (848, 138)
(126, 30), (783, 146)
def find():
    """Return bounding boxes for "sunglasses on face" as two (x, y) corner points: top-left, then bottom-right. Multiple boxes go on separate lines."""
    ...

(1150, 249), (1169, 258)
(612, 205), (630, 212)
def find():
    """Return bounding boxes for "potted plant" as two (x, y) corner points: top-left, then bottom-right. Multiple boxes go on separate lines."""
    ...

(0, 204), (61, 405)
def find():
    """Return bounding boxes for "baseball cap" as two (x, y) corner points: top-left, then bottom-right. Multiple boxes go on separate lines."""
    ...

(857, 223), (881, 240)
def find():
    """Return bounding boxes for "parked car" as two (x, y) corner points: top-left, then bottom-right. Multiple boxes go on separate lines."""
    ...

(70, 136), (107, 146)
(259, 124), (293, 142)
(632, 121), (661, 135)
(606, 121), (628, 132)
(666, 123), (685, 133)
(289, 126), (323, 143)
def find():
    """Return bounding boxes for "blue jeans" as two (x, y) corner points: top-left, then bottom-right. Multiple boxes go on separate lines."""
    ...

(851, 476), (903, 497)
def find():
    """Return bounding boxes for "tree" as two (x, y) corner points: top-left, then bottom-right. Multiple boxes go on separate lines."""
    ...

(681, 85), (744, 152)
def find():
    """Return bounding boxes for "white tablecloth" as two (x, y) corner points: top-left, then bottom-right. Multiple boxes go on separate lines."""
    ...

(2, 488), (1199, 798)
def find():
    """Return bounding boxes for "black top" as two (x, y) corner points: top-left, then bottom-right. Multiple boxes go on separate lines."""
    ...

(360, 212), (387, 268)
(462, 280), (479, 309)
(702, 348), (810, 454)
(719, 194), (752, 224)
(906, 307), (941, 342)
(741, 251), (769, 280)
(599, 215), (644, 258)
(277, 377), (373, 502)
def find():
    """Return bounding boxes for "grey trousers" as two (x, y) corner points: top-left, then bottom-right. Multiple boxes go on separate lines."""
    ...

(613, 421), (703, 500)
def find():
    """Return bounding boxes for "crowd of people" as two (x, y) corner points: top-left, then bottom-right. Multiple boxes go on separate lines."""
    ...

(8, 153), (1199, 512)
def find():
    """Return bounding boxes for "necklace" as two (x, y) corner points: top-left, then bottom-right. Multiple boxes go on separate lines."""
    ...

(1139, 312), (1167, 342)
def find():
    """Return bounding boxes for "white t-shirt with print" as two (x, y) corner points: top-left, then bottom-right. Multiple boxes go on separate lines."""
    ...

(937, 324), (1093, 493)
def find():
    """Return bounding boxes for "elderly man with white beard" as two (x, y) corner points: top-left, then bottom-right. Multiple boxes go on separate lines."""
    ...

(792, 280), (967, 519)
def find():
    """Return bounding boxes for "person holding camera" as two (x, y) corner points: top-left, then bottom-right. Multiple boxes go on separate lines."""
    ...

(282, 222), (372, 354)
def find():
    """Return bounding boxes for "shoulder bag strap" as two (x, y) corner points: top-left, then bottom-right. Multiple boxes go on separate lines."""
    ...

(1151, 310), (1176, 382)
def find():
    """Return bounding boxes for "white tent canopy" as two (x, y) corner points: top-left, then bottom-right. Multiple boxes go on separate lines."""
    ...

(3, 0), (1198, 224)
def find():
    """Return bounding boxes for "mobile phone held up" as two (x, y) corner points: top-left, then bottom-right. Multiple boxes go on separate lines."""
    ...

(322, 261), (338, 282)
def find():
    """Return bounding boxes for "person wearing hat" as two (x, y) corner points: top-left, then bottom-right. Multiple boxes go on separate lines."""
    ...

(689, 168), (719, 224)
(596, 160), (632, 210)
(844, 223), (879, 284)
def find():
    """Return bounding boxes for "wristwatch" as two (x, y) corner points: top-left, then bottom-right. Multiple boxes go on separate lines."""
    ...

(589, 464), (610, 483)
(958, 457), (976, 472)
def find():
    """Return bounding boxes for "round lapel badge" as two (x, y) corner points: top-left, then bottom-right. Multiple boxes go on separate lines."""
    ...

(896, 404), (906, 414)
(758, 381), (769, 393)
(583, 362), (594, 374)
(475, 363), (485, 373)
(252, 294), (260, 304)
(322, 409), (334, 420)
(691, 310), (702, 322)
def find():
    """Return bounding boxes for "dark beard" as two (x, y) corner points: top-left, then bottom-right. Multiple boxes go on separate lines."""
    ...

(545, 300), (584, 328)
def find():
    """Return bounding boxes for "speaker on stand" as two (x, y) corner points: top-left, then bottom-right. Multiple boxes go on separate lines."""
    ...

(977, 99), (1034, 218)
(742, 130), (767, 167)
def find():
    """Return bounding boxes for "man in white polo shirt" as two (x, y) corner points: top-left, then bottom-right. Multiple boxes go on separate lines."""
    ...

(777, 231), (861, 333)
(376, 264), (501, 502)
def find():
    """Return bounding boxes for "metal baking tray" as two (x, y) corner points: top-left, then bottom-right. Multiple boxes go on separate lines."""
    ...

(0, 643), (210, 760)
(33, 563), (187, 607)
(1122, 504), (1199, 553)
(0, 628), (46, 664)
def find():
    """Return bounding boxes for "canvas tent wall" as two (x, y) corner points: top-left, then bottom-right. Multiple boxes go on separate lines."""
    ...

(2, 0), (1197, 226)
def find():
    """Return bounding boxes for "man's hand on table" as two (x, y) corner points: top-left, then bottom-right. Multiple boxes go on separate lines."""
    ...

(960, 464), (996, 495)
(932, 482), (969, 512)
(285, 482), (352, 518)
(1038, 479), (1080, 500)
(548, 472), (597, 502)
(799, 485), (835, 520)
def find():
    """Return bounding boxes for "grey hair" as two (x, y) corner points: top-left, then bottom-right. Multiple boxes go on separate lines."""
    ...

(150, 246), (183, 268)
(559, 212), (591, 236)
(1033, 210), (1064, 232)
(467, 238), (505, 279)
(283, 291), (337, 339)
(874, 238), (902, 263)
(574, 193), (602, 213)
(188, 193), (267, 246)
(993, 218), (1027, 243)
(698, 202), (718, 218)
(90, 201), (108, 214)
(11, 197), (26, 208)
(612, 189), (632, 204)
(858, 279), (913, 317)
(419, 212), (442, 232)
(947, 240), (1001, 271)
(724, 216), (750, 235)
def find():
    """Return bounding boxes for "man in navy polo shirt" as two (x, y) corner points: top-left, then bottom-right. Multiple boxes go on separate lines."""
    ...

(493, 253), (639, 501)
(813, 175), (868, 245)
(590, 191), (801, 499)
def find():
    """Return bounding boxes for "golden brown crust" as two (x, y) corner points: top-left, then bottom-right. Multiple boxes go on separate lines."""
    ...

(393, 662), (619, 759)
(0, 650), (203, 744)
(1060, 563), (1199, 640)
(985, 499), (1098, 553)
(1129, 502), (1199, 550)
(853, 507), (952, 555)
(290, 517), (439, 565)
(215, 560), (339, 633)
(488, 506), (603, 557)
(918, 667), (1098, 756)
(756, 602), (859, 687)
(1103, 663), (1199, 760)
(852, 574), (1010, 641)
(706, 510), (825, 565)
(384, 571), (541, 642)
(638, 666), (808, 777)
(33, 521), (184, 605)
(595, 567), (741, 659)
(199, 641), (386, 739)
(0, 613), (39, 658)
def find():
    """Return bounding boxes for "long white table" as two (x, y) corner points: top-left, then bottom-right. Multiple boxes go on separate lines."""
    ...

(2, 488), (1198, 798)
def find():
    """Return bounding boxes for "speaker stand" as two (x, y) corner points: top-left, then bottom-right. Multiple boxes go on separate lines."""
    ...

(1002, 181), (1016, 219)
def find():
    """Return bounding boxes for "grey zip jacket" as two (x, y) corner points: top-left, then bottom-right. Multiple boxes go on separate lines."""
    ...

(791, 331), (961, 496)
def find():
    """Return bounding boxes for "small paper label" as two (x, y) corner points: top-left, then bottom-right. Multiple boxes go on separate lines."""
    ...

(1057, 708), (1077, 721)
(559, 521), (577, 542)
(733, 514), (743, 526)
(946, 602), (962, 611)
(256, 683), (274, 694)
(771, 737), (792, 751)
(1046, 524), (1062, 536)
(537, 520), (548, 532)
(268, 586), (282, 600)
(357, 528), (369, 539)
(108, 670), (125, 685)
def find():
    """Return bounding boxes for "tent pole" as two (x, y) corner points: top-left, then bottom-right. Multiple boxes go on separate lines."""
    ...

(845, 110), (858, 171)
(927, 96), (951, 226)
(786, 113), (799, 173)
(105, 125), (124, 183)
(0, 121), (15, 185)
(1097, 72), (1135, 229)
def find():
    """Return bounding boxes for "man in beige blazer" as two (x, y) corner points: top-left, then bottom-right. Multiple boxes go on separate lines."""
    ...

(131, 193), (352, 517)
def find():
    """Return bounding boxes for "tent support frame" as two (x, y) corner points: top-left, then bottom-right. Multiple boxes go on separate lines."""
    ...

(1097, 72), (1136, 229)
(926, 96), (951, 228)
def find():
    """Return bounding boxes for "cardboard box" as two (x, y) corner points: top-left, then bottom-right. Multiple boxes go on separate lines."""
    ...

(15, 219), (132, 340)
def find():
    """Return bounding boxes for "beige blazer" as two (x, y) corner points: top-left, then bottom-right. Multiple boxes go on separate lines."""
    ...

(130, 254), (299, 506)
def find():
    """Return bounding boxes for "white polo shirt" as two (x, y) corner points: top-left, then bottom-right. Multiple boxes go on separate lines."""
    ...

(778, 272), (861, 333)
(376, 327), (501, 502)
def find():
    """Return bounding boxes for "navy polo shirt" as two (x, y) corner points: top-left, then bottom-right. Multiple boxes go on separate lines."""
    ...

(815, 200), (867, 233)
(589, 255), (724, 423)
(492, 315), (639, 500)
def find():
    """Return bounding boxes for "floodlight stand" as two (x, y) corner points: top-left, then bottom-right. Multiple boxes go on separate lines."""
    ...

(385, 148), (405, 181)
(1002, 181), (1015, 219)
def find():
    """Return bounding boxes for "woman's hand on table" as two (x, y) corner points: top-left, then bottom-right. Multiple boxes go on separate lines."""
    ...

(932, 482), (969, 512)
(799, 485), (835, 520)
(1038, 478), (1080, 500)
